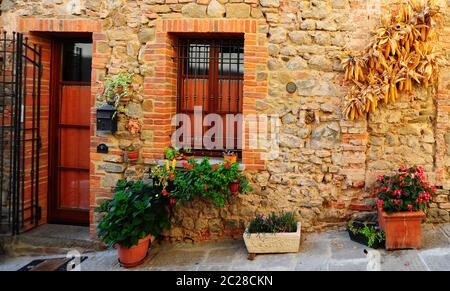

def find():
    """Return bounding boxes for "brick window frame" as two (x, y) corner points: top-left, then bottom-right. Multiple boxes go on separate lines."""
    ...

(143, 19), (268, 171)
(175, 36), (244, 157)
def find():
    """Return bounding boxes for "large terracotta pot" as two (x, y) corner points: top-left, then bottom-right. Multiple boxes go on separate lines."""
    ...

(381, 209), (425, 250)
(116, 235), (151, 268)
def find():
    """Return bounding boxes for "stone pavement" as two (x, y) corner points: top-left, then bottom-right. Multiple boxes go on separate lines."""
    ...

(1, 223), (450, 271)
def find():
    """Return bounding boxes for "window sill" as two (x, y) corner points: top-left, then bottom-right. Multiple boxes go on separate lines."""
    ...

(154, 157), (245, 171)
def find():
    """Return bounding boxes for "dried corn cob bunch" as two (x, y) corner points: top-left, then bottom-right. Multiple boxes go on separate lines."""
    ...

(341, 0), (443, 121)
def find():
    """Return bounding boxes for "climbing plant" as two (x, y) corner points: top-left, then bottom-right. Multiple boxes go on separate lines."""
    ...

(341, 0), (444, 120)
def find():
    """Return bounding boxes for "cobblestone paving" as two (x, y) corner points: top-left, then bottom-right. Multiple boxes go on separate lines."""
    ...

(1, 224), (449, 271)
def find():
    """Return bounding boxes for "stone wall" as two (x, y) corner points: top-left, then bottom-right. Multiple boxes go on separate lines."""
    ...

(1, 0), (449, 241)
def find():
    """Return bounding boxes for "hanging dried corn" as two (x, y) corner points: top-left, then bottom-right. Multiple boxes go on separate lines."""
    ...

(341, 0), (444, 121)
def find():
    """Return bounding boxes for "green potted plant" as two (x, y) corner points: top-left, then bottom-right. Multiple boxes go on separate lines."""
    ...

(96, 180), (171, 268)
(172, 158), (252, 208)
(102, 72), (134, 107)
(164, 146), (181, 160)
(181, 147), (194, 160)
(347, 220), (385, 249)
(223, 150), (237, 163)
(376, 165), (435, 250)
(243, 212), (301, 255)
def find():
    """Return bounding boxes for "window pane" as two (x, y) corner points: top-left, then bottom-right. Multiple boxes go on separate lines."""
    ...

(185, 43), (210, 76)
(219, 43), (244, 77)
(62, 42), (92, 82)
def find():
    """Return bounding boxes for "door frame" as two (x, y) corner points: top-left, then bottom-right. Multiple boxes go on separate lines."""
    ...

(48, 36), (92, 226)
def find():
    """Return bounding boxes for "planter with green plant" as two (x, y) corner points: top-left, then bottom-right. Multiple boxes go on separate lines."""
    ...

(165, 146), (181, 160)
(243, 212), (301, 254)
(171, 157), (251, 208)
(347, 220), (385, 249)
(376, 165), (435, 250)
(96, 180), (171, 268)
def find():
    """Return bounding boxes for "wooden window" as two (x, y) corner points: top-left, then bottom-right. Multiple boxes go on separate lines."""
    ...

(176, 37), (244, 157)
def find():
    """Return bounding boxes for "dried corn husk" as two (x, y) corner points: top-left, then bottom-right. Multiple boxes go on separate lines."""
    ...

(341, 0), (442, 120)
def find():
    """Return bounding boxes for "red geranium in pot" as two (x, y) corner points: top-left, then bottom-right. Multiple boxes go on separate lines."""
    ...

(376, 165), (435, 250)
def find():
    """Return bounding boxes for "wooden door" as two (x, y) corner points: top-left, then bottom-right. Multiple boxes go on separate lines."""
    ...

(48, 39), (92, 225)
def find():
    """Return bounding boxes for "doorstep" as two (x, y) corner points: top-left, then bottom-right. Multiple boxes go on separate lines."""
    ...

(0, 224), (105, 256)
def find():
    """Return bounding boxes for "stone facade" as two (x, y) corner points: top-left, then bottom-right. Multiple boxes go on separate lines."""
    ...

(1, 0), (449, 241)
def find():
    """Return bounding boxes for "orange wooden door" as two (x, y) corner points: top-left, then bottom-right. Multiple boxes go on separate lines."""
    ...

(49, 39), (91, 225)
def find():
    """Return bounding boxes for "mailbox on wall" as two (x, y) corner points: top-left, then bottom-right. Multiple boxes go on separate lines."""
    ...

(96, 104), (117, 132)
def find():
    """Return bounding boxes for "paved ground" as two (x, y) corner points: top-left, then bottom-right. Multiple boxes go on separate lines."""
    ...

(1, 223), (450, 271)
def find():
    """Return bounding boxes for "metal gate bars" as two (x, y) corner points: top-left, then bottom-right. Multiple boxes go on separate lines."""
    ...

(0, 32), (42, 235)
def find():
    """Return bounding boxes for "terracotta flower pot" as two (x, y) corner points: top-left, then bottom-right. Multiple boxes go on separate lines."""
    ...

(229, 179), (239, 196)
(381, 209), (425, 250)
(116, 235), (151, 268)
(125, 150), (139, 162)
(224, 155), (237, 163)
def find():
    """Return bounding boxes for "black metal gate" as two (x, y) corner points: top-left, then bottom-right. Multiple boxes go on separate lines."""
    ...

(0, 32), (42, 235)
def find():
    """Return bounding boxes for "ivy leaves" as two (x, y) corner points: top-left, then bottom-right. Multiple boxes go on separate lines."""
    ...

(96, 180), (171, 248)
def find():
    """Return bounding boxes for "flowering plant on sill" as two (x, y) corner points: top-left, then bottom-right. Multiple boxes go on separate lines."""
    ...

(376, 165), (436, 214)
(172, 157), (252, 208)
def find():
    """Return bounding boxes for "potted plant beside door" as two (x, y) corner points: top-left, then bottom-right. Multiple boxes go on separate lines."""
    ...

(96, 180), (171, 268)
(376, 166), (435, 250)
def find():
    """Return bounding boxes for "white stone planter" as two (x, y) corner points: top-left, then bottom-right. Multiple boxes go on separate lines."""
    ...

(243, 222), (301, 254)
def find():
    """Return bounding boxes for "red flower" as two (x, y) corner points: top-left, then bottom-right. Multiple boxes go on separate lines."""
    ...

(203, 185), (208, 190)
(182, 161), (188, 168)
(224, 163), (231, 168)
(377, 175), (382, 181)
(187, 164), (194, 170)
(199, 173), (203, 179)
(169, 198), (176, 206)
(162, 189), (168, 196)
(377, 199), (384, 207)
(212, 165), (218, 171)
(407, 204), (413, 211)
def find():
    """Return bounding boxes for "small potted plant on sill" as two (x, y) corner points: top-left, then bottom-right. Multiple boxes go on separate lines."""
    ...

(96, 180), (170, 268)
(102, 72), (134, 106)
(376, 165), (435, 250)
(223, 150), (237, 163)
(165, 146), (181, 160)
(243, 212), (301, 255)
(347, 220), (385, 249)
(123, 144), (139, 162)
(181, 147), (194, 160)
